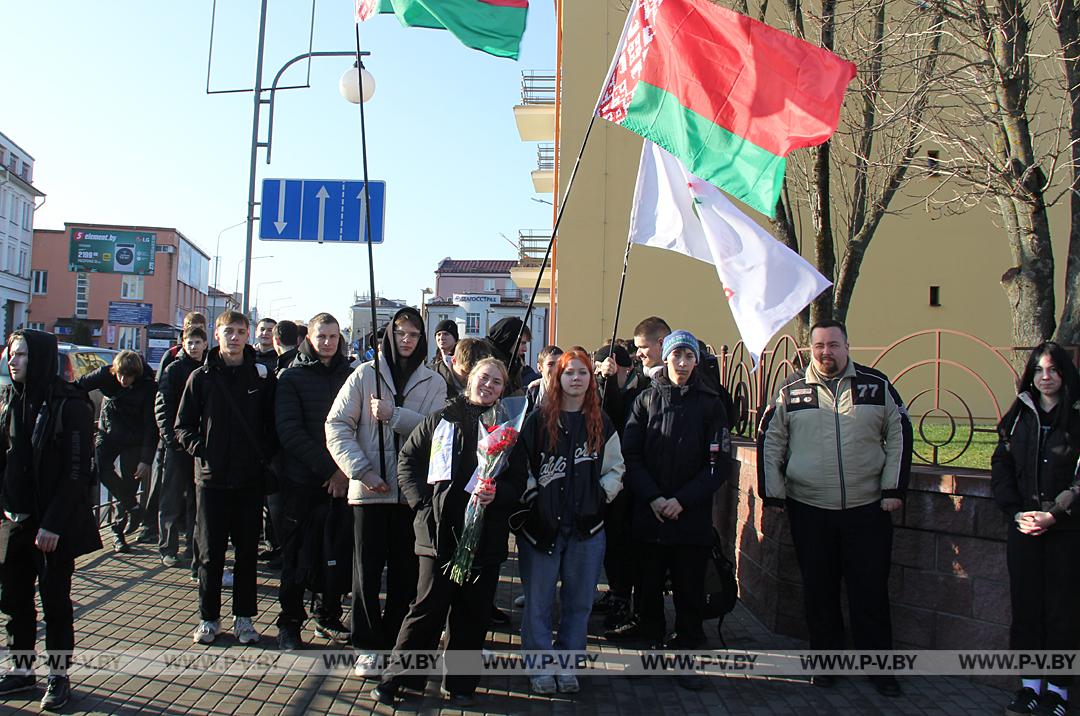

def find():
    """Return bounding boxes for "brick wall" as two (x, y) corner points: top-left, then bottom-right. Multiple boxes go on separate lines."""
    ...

(716, 443), (1011, 655)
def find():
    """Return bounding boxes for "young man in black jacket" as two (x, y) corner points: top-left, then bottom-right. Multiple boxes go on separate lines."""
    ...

(176, 310), (277, 646)
(155, 326), (207, 568)
(77, 349), (158, 554)
(0, 330), (101, 711)
(274, 313), (352, 650)
(621, 330), (733, 691)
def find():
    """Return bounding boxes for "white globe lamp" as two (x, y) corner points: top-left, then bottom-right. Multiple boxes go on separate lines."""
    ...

(339, 65), (376, 104)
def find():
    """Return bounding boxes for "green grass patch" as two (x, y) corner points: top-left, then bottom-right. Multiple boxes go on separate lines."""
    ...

(911, 422), (997, 472)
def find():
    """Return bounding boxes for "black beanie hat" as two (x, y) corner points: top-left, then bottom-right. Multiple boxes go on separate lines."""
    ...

(434, 319), (459, 340)
(594, 343), (632, 368)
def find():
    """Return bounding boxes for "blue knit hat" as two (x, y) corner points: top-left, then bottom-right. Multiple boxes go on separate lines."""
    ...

(662, 330), (700, 362)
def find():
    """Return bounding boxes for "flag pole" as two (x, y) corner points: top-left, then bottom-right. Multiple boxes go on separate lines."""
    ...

(509, 113), (598, 376)
(607, 232), (633, 354)
(354, 23), (387, 481)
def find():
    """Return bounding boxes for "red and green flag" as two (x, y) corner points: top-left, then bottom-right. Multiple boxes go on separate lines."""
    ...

(596, 0), (856, 217)
(355, 0), (528, 60)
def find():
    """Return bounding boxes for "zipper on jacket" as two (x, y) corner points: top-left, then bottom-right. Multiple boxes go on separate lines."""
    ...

(832, 377), (848, 510)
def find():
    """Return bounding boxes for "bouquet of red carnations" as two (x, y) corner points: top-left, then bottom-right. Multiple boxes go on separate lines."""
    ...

(446, 396), (528, 585)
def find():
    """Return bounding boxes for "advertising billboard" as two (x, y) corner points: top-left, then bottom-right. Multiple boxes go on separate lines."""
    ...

(68, 228), (156, 274)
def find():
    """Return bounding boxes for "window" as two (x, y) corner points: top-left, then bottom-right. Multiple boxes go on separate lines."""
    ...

(484, 279), (495, 292)
(21, 202), (30, 230)
(0, 189), (5, 219)
(75, 272), (89, 318)
(18, 250), (26, 278)
(120, 275), (144, 300)
(930, 286), (941, 307)
(465, 313), (481, 334)
(117, 326), (140, 351)
(27, 322), (45, 331)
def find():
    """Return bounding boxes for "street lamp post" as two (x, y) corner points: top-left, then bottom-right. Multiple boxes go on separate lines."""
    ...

(269, 296), (293, 316)
(235, 255), (273, 296)
(253, 280), (283, 322)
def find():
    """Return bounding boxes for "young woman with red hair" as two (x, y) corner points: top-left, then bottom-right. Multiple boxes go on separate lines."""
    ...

(515, 349), (625, 695)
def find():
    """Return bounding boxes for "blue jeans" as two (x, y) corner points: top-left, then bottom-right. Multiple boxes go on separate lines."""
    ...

(519, 528), (606, 670)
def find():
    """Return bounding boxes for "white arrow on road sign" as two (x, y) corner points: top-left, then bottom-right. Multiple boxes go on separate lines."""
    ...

(274, 179), (287, 234)
(316, 186), (330, 243)
(356, 189), (366, 243)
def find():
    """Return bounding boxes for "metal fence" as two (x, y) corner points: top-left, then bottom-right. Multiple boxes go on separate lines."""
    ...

(717, 329), (1039, 468)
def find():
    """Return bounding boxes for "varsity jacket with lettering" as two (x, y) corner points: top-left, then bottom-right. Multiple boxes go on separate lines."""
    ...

(514, 409), (625, 552)
(757, 360), (913, 510)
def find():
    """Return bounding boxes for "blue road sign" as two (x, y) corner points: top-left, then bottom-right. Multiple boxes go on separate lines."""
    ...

(259, 178), (386, 243)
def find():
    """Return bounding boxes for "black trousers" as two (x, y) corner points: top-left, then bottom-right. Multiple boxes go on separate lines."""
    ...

(603, 489), (635, 598)
(380, 555), (500, 696)
(350, 503), (419, 650)
(95, 438), (142, 526)
(140, 446), (162, 535)
(636, 542), (710, 646)
(1007, 526), (1080, 686)
(277, 483), (346, 628)
(0, 520), (76, 672)
(157, 449), (196, 557)
(786, 498), (894, 651)
(195, 484), (263, 621)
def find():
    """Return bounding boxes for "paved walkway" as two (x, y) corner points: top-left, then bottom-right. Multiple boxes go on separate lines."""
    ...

(0, 534), (1016, 715)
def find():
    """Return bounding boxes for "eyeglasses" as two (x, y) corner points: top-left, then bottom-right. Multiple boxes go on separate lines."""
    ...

(393, 330), (421, 341)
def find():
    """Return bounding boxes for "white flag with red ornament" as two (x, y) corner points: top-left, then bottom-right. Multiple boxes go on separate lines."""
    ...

(628, 141), (832, 365)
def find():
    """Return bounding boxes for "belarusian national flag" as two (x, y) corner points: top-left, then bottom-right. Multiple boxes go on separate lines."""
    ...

(597, 0), (856, 217)
(629, 141), (831, 365)
(355, 0), (528, 60)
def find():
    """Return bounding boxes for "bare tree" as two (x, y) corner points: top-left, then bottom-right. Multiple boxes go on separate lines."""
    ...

(716, 1), (947, 339)
(924, 0), (1080, 346)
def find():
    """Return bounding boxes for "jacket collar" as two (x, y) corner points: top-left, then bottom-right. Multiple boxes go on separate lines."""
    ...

(804, 358), (857, 387)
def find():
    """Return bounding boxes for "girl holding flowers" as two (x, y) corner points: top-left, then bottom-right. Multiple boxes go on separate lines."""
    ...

(372, 358), (526, 707)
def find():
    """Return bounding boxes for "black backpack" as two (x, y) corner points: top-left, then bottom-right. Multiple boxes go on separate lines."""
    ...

(703, 527), (738, 644)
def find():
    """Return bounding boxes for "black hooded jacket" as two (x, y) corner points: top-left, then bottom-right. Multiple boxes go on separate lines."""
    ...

(381, 307), (429, 406)
(175, 345), (277, 489)
(77, 359), (159, 462)
(275, 341), (352, 488)
(485, 316), (525, 395)
(0, 330), (101, 558)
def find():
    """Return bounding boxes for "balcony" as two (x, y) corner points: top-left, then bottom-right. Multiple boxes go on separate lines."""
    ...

(513, 70), (556, 141)
(516, 229), (551, 266)
(532, 143), (555, 193)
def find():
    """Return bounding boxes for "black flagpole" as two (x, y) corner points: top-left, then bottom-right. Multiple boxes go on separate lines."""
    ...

(509, 114), (598, 372)
(354, 24), (387, 482)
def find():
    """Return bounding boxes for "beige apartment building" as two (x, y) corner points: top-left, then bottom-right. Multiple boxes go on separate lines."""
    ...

(510, 1), (1073, 421)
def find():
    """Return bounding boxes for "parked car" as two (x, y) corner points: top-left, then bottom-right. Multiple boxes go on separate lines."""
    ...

(0, 341), (120, 419)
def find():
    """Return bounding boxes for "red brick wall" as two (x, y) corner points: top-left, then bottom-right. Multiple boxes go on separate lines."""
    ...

(716, 443), (1010, 656)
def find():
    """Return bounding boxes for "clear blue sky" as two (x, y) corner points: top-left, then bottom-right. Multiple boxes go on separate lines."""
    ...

(5, 0), (555, 325)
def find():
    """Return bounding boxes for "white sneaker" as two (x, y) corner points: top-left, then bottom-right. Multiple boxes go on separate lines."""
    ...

(530, 675), (557, 695)
(222, 570), (234, 588)
(354, 653), (381, 678)
(192, 620), (221, 645)
(233, 616), (260, 645)
(555, 673), (580, 693)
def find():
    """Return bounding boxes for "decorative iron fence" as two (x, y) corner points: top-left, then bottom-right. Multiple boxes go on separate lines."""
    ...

(717, 329), (1038, 468)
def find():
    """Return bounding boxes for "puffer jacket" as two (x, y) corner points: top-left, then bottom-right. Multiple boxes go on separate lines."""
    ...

(396, 395), (527, 566)
(155, 351), (203, 452)
(991, 392), (1080, 529)
(76, 363), (158, 461)
(757, 360), (913, 510)
(276, 343), (352, 488)
(623, 372), (734, 546)
(325, 357), (446, 505)
(515, 408), (625, 551)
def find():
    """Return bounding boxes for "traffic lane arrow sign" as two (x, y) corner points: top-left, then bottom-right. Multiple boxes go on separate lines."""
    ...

(341, 180), (385, 243)
(259, 180), (301, 240)
(301, 181), (344, 242)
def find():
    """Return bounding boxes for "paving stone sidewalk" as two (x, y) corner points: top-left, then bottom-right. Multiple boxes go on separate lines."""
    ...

(0, 534), (1021, 715)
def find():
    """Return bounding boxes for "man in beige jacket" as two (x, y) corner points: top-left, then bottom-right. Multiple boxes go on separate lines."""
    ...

(326, 307), (447, 676)
(757, 319), (912, 697)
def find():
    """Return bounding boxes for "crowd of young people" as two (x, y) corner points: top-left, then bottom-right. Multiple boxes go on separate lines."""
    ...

(0, 309), (1073, 715)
